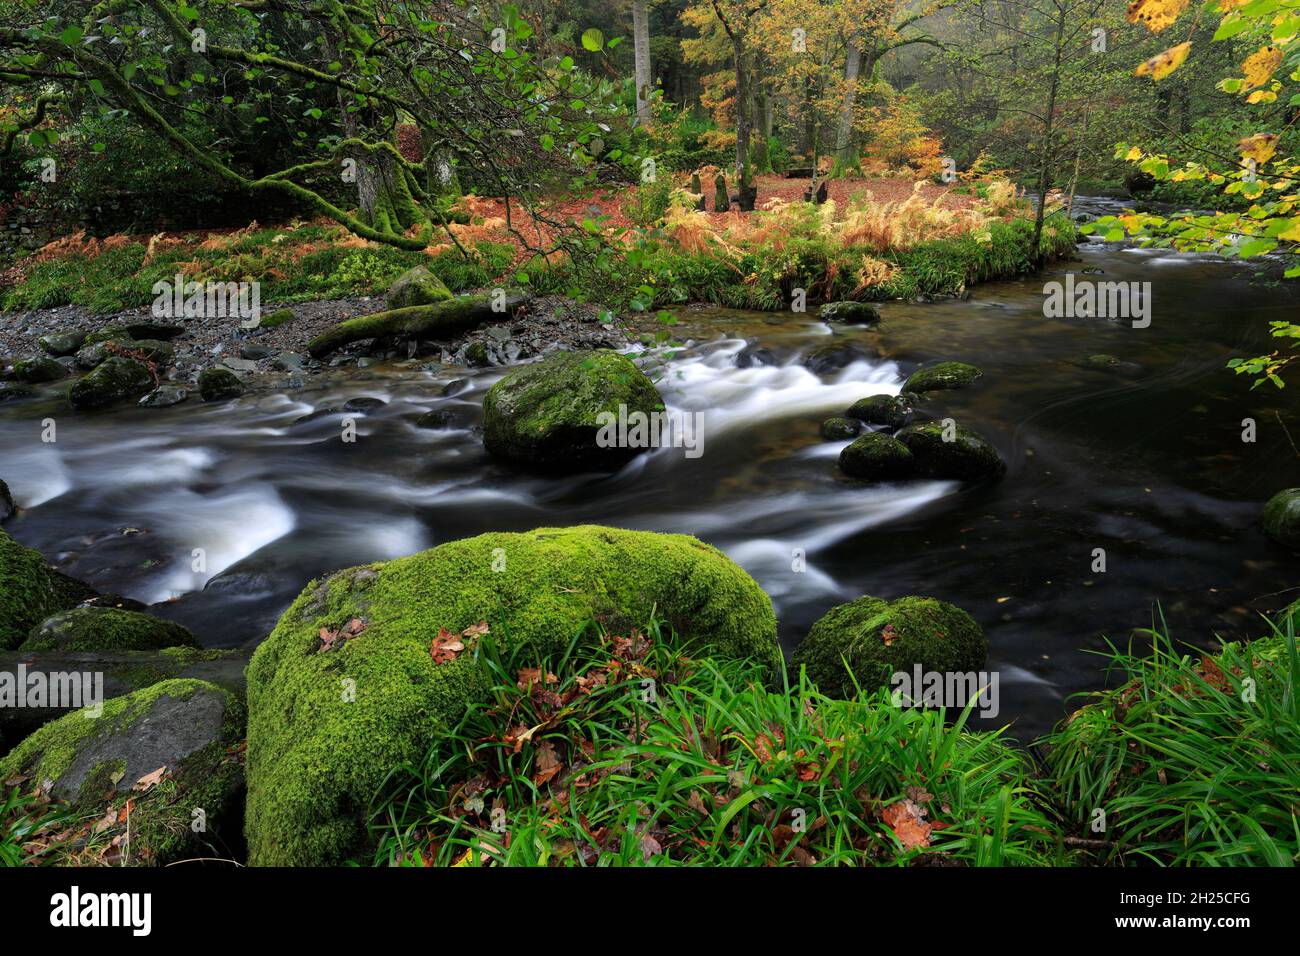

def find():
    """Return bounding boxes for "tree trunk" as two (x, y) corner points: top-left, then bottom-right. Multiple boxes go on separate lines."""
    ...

(1031, 6), (1067, 262)
(632, 0), (652, 124)
(733, 35), (751, 189)
(831, 41), (863, 177)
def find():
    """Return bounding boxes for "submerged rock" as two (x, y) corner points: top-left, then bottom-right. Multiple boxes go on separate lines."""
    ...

(1262, 488), (1300, 548)
(0, 382), (34, 402)
(21, 606), (201, 653)
(67, 357), (154, 409)
(792, 595), (987, 699)
(803, 340), (873, 374)
(1078, 354), (1143, 375)
(483, 349), (662, 472)
(902, 361), (983, 393)
(0, 479), (13, 521)
(896, 421), (1005, 483)
(735, 342), (779, 368)
(0, 679), (245, 866)
(847, 393), (913, 430)
(818, 301), (881, 326)
(839, 432), (915, 480)
(138, 385), (188, 408)
(820, 417), (862, 441)
(245, 524), (780, 865)
(198, 367), (244, 402)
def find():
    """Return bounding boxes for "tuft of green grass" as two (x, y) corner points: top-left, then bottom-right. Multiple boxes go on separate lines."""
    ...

(1042, 610), (1300, 866)
(367, 618), (1061, 867)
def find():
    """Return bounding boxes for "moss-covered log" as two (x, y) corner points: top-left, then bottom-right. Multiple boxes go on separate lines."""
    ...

(306, 290), (532, 358)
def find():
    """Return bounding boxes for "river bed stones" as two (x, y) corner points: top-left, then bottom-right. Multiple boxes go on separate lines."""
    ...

(1262, 488), (1300, 548)
(791, 595), (987, 699)
(138, 385), (188, 407)
(483, 349), (662, 472)
(37, 331), (86, 357)
(10, 356), (67, 383)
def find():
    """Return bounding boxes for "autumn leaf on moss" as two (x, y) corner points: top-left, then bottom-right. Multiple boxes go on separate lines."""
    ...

(1134, 42), (1191, 81)
(1239, 133), (1279, 165)
(1242, 46), (1283, 88)
(1126, 0), (1190, 33)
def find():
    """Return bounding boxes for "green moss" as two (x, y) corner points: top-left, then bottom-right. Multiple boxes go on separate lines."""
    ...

(902, 361), (983, 393)
(260, 307), (296, 329)
(818, 301), (880, 325)
(305, 290), (529, 358)
(482, 350), (662, 471)
(20, 607), (200, 652)
(0, 530), (82, 650)
(847, 394), (913, 430)
(198, 367), (244, 401)
(245, 524), (780, 865)
(1262, 488), (1300, 548)
(895, 420), (1005, 483)
(66, 356), (154, 410)
(820, 417), (862, 441)
(386, 266), (452, 309)
(839, 432), (914, 480)
(792, 595), (987, 699)
(10, 357), (67, 384)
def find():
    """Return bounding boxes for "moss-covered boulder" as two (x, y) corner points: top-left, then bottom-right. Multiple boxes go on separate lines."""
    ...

(820, 417), (862, 440)
(818, 301), (881, 325)
(260, 307), (297, 329)
(1, 530), (91, 650)
(21, 607), (200, 653)
(67, 356), (154, 410)
(839, 432), (915, 480)
(37, 331), (87, 357)
(0, 679), (245, 866)
(387, 266), (453, 309)
(792, 595), (987, 699)
(0, 478), (13, 522)
(245, 524), (780, 865)
(902, 361), (983, 393)
(896, 421), (1005, 483)
(847, 393), (913, 430)
(198, 367), (244, 402)
(11, 357), (67, 383)
(1262, 488), (1300, 549)
(0, 382), (34, 402)
(803, 340), (873, 374)
(483, 350), (662, 471)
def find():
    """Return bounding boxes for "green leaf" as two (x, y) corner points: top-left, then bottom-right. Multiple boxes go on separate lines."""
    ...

(58, 25), (84, 45)
(581, 28), (604, 52)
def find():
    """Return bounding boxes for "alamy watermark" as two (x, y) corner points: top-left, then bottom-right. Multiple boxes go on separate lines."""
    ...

(1043, 273), (1151, 328)
(151, 274), (260, 322)
(890, 664), (1000, 718)
(595, 404), (705, 459)
(0, 665), (104, 717)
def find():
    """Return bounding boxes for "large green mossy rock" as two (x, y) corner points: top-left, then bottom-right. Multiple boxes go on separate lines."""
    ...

(10, 357), (68, 384)
(198, 367), (244, 401)
(482, 350), (662, 472)
(792, 595), (987, 699)
(902, 361), (982, 394)
(245, 524), (780, 865)
(847, 393), (913, 430)
(67, 356), (154, 409)
(896, 421), (1005, 483)
(1262, 488), (1300, 548)
(0, 530), (89, 650)
(386, 266), (452, 309)
(0, 679), (245, 866)
(21, 607), (200, 653)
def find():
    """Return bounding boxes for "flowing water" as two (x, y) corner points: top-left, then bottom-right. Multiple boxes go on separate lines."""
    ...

(3, 208), (1299, 738)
